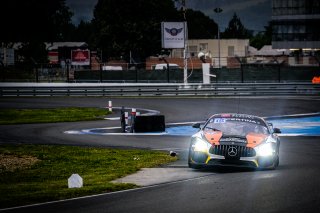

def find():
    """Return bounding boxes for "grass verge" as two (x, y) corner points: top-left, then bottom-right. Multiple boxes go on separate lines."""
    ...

(0, 107), (110, 124)
(0, 144), (177, 209)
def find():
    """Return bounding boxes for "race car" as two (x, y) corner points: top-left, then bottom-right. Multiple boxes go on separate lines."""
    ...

(188, 113), (281, 170)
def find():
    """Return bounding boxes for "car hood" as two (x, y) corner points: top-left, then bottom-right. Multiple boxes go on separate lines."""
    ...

(203, 130), (268, 148)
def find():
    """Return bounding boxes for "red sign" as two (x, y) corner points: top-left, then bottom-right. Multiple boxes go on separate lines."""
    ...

(71, 50), (90, 66)
(48, 51), (59, 64)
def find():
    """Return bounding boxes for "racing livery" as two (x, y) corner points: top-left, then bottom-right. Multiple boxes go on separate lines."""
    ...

(188, 113), (281, 169)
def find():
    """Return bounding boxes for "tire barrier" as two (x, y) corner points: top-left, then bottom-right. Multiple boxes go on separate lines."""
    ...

(133, 115), (165, 133)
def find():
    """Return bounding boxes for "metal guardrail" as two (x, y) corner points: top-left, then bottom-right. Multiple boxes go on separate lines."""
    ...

(0, 83), (319, 97)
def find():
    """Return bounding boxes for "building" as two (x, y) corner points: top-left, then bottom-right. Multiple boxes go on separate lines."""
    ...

(169, 39), (250, 69)
(46, 42), (89, 66)
(272, 0), (320, 49)
(0, 48), (14, 66)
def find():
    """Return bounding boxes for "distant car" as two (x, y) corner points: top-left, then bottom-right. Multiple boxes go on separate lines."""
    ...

(154, 63), (180, 70)
(102, 65), (123, 71)
(188, 113), (281, 170)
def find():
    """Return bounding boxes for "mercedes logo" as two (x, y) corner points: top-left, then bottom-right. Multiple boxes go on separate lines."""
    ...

(228, 146), (238, 157)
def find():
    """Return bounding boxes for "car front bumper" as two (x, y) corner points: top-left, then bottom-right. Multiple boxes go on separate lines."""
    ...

(189, 151), (276, 169)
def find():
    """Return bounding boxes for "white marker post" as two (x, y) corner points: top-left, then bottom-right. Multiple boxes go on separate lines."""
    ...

(202, 63), (211, 84)
(125, 112), (129, 125)
(131, 108), (136, 133)
(131, 108), (136, 116)
(68, 174), (83, 188)
(108, 101), (112, 112)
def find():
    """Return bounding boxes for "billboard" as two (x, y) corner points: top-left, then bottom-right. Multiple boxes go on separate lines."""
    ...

(161, 22), (187, 49)
(71, 49), (90, 66)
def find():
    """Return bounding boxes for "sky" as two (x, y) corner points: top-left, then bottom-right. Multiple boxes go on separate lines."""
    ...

(66, 0), (272, 33)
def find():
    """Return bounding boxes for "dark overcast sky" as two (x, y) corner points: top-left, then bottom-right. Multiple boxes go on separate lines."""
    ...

(66, 0), (271, 32)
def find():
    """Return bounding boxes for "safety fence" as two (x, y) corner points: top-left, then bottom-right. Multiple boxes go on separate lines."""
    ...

(1, 83), (319, 97)
(1, 64), (319, 83)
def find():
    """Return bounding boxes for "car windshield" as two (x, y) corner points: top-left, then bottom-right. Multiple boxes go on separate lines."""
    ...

(204, 117), (269, 137)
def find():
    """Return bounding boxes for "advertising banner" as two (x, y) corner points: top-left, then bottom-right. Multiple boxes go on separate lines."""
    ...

(48, 51), (59, 64)
(71, 49), (90, 66)
(161, 22), (186, 49)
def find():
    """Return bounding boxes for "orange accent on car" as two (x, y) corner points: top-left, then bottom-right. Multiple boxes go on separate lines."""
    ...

(204, 131), (223, 145)
(246, 133), (268, 148)
(312, 76), (320, 84)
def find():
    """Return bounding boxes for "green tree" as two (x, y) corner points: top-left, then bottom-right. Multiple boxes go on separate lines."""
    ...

(221, 13), (252, 39)
(250, 21), (272, 50)
(1, 0), (74, 42)
(16, 42), (49, 68)
(0, 0), (74, 66)
(73, 21), (94, 42)
(91, 0), (180, 61)
(184, 9), (218, 39)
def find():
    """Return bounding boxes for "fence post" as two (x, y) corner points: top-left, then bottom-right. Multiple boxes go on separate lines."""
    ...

(136, 68), (138, 83)
(100, 65), (103, 83)
(278, 64), (281, 83)
(35, 65), (39, 83)
(1, 61), (4, 81)
(241, 64), (244, 83)
(167, 62), (170, 83)
(66, 59), (70, 83)
(120, 106), (126, 133)
(130, 108), (136, 133)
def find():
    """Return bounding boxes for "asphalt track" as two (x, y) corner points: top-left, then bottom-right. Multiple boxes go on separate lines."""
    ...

(0, 97), (320, 213)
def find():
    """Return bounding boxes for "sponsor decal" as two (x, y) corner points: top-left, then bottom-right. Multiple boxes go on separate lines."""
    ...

(213, 118), (226, 123)
(220, 137), (247, 143)
(165, 28), (183, 36)
(161, 22), (186, 49)
(220, 114), (231, 117)
(209, 117), (263, 126)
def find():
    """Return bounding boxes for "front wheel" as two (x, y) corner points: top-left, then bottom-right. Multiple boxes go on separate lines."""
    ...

(188, 153), (203, 169)
(275, 155), (279, 167)
(269, 155), (280, 170)
(188, 161), (203, 169)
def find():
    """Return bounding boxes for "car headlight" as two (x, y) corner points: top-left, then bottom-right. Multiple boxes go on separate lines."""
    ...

(255, 143), (275, 157)
(192, 138), (210, 152)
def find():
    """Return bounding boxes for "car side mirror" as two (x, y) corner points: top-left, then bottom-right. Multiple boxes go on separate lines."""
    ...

(192, 123), (201, 129)
(273, 128), (281, 134)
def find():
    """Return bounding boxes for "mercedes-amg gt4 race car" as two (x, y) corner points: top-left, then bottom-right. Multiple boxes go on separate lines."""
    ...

(188, 113), (281, 170)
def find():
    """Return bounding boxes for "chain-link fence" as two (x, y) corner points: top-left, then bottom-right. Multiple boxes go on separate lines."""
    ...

(1, 64), (69, 82)
(1, 63), (319, 83)
(214, 65), (320, 83)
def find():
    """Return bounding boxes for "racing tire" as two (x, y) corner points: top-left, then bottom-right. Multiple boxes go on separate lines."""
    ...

(275, 155), (279, 167)
(188, 162), (203, 169)
(188, 156), (203, 169)
(269, 155), (279, 170)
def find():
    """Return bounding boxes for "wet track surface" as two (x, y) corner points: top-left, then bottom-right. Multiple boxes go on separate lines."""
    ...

(0, 97), (320, 212)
